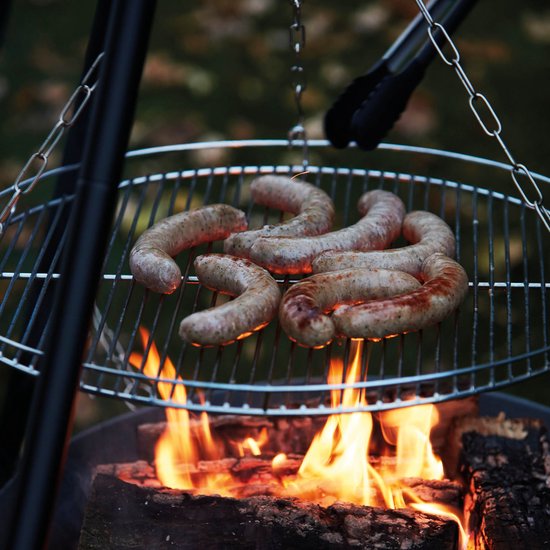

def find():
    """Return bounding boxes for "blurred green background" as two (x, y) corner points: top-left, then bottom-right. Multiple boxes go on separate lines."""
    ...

(0, 0), (549, 430)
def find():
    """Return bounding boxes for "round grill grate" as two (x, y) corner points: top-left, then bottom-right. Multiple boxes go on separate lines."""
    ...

(1, 141), (548, 415)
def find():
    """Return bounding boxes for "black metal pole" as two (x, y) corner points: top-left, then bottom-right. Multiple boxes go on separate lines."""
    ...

(0, 0), (12, 50)
(6, 1), (156, 548)
(0, 0), (112, 490)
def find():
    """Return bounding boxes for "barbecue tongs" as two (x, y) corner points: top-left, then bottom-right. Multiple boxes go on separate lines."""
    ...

(324, 0), (477, 151)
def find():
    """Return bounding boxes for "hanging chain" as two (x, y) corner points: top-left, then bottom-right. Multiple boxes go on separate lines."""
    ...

(0, 52), (104, 234)
(414, 0), (550, 231)
(288, 0), (309, 169)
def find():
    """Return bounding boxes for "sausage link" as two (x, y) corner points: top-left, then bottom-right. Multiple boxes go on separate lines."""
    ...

(312, 210), (456, 275)
(249, 189), (405, 274)
(179, 254), (281, 347)
(129, 204), (247, 294)
(279, 268), (421, 348)
(333, 253), (468, 339)
(223, 175), (335, 258)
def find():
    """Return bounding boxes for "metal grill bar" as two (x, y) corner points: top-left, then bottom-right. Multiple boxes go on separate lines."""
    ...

(471, 187), (479, 379)
(488, 191), (495, 384)
(503, 198), (513, 381)
(537, 215), (549, 368)
(521, 205), (532, 374)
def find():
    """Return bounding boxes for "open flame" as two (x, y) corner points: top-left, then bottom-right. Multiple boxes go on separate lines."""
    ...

(130, 329), (467, 547)
(284, 341), (439, 507)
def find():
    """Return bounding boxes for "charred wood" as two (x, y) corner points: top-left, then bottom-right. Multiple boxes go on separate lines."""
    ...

(456, 414), (550, 549)
(95, 459), (463, 508)
(78, 472), (459, 550)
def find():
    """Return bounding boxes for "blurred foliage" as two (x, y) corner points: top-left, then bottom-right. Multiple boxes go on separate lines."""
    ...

(1, 0), (550, 177)
(0, 0), (549, 431)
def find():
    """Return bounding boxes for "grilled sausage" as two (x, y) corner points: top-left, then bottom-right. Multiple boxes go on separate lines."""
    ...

(179, 254), (281, 346)
(333, 253), (469, 339)
(129, 204), (247, 294)
(312, 210), (456, 275)
(279, 268), (421, 348)
(249, 189), (405, 274)
(223, 175), (335, 258)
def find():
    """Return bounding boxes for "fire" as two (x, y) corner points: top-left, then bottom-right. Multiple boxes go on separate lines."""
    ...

(289, 349), (377, 506)
(284, 341), (443, 508)
(129, 330), (197, 490)
(130, 330), (467, 548)
(129, 329), (264, 494)
(285, 339), (467, 547)
(236, 429), (268, 457)
(379, 402), (444, 481)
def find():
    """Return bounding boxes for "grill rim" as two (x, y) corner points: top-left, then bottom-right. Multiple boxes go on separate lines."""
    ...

(4, 138), (550, 200)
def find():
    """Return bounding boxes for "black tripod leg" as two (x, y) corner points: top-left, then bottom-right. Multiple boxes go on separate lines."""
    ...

(0, 0), (112, 490)
(0, 0), (12, 50)
(5, 1), (156, 549)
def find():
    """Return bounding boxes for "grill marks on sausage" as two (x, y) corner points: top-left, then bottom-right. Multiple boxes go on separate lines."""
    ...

(279, 268), (422, 348)
(223, 175), (335, 259)
(129, 204), (247, 294)
(249, 189), (406, 274)
(179, 254), (281, 347)
(332, 253), (469, 340)
(312, 210), (456, 275)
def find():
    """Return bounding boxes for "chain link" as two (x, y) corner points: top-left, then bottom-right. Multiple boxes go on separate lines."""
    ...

(413, 0), (550, 231)
(0, 52), (104, 234)
(288, 0), (309, 168)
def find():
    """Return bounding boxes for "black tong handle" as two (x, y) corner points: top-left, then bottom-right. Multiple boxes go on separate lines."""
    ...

(324, 0), (477, 150)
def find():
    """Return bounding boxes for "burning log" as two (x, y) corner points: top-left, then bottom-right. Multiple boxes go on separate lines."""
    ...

(78, 471), (459, 550)
(455, 414), (550, 549)
(113, 338), (468, 548)
(401, 477), (463, 509)
(136, 395), (478, 463)
(95, 459), (463, 507)
(137, 416), (326, 461)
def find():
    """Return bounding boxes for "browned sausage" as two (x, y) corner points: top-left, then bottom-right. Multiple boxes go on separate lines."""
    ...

(179, 254), (281, 346)
(312, 210), (456, 275)
(223, 175), (335, 258)
(279, 268), (421, 348)
(129, 204), (247, 294)
(332, 253), (468, 339)
(249, 189), (405, 274)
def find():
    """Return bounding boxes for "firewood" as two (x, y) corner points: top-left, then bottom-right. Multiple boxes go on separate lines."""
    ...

(78, 472), (459, 550)
(96, 458), (463, 511)
(455, 414), (550, 549)
(401, 477), (463, 509)
(137, 395), (478, 463)
(137, 416), (274, 461)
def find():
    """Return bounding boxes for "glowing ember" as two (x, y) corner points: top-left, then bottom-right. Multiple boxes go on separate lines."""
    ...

(237, 429), (268, 457)
(130, 329), (468, 548)
(272, 452), (288, 470)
